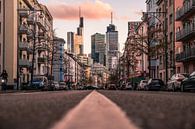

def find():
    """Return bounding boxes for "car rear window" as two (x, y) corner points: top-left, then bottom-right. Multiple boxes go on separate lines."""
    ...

(143, 80), (147, 83)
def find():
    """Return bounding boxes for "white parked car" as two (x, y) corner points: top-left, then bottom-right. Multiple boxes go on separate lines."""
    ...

(53, 81), (60, 90)
(167, 73), (189, 91)
(137, 80), (148, 90)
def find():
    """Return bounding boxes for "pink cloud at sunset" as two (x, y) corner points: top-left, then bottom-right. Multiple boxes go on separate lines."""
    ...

(47, 0), (113, 20)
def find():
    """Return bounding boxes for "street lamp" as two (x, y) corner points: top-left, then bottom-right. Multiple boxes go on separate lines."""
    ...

(142, 11), (168, 84)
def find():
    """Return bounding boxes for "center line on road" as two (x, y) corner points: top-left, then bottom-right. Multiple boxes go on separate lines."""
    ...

(50, 90), (140, 129)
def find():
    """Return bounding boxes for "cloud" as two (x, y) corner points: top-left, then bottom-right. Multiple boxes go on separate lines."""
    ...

(47, 0), (113, 20)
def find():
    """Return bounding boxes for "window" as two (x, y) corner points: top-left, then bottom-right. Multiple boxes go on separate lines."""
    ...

(169, 14), (173, 24)
(0, 1), (1, 14)
(170, 32), (173, 43)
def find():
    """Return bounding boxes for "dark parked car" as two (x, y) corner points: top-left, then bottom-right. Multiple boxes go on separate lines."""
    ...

(145, 79), (165, 91)
(83, 85), (99, 90)
(181, 72), (195, 92)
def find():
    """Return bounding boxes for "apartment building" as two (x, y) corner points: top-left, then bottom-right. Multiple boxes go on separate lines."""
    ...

(0, 0), (17, 85)
(175, 0), (195, 74)
(64, 52), (85, 84)
(52, 37), (65, 82)
(0, 0), (3, 73)
(156, 0), (175, 82)
(0, 0), (53, 86)
(18, 0), (53, 85)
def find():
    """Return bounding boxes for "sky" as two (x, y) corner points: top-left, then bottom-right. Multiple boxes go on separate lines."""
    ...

(39, 0), (146, 54)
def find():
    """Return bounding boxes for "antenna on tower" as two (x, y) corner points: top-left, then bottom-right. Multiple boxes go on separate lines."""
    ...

(111, 12), (113, 24)
(79, 6), (81, 18)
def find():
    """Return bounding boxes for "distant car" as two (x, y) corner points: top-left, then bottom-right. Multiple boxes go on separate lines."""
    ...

(53, 81), (60, 90)
(84, 85), (99, 90)
(59, 81), (67, 90)
(167, 73), (189, 91)
(181, 71), (195, 92)
(137, 80), (148, 90)
(145, 79), (165, 91)
(108, 84), (117, 90)
(31, 76), (48, 90)
(125, 82), (133, 90)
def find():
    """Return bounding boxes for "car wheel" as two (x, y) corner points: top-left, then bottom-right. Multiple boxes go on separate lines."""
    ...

(181, 84), (185, 92)
(172, 84), (175, 92)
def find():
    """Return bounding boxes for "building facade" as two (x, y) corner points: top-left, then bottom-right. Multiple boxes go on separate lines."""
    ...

(106, 24), (119, 71)
(52, 37), (65, 82)
(91, 33), (106, 66)
(18, 0), (53, 86)
(0, 0), (53, 87)
(175, 0), (195, 74)
(156, 0), (175, 83)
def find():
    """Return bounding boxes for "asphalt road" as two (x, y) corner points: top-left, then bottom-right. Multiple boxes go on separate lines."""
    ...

(0, 91), (91, 129)
(100, 91), (195, 129)
(1, 90), (195, 129)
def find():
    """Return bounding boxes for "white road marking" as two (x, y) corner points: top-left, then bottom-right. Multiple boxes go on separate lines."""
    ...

(51, 91), (140, 129)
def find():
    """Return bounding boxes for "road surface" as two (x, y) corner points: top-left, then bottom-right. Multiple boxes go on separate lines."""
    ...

(0, 90), (195, 129)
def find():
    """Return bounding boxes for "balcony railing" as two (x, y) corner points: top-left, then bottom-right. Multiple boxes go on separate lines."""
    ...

(176, 0), (195, 21)
(27, 15), (34, 24)
(36, 17), (46, 31)
(19, 10), (29, 18)
(176, 48), (195, 62)
(38, 57), (47, 64)
(19, 24), (28, 34)
(19, 59), (32, 67)
(19, 42), (29, 50)
(176, 23), (195, 41)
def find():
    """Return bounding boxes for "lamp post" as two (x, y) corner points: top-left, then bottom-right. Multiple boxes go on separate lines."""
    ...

(142, 11), (168, 84)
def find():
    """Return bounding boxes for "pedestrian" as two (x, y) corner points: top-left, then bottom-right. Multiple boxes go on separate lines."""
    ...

(0, 69), (8, 91)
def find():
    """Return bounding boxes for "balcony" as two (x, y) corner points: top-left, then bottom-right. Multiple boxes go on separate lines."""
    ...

(37, 45), (49, 52)
(19, 59), (32, 67)
(36, 17), (46, 32)
(27, 15), (34, 25)
(38, 57), (47, 64)
(38, 31), (45, 40)
(19, 42), (29, 50)
(19, 10), (29, 18)
(19, 24), (28, 34)
(176, 0), (195, 21)
(176, 24), (195, 42)
(176, 48), (195, 62)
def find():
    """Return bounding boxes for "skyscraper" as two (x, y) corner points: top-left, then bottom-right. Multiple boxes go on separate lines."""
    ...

(106, 13), (119, 71)
(67, 32), (74, 53)
(91, 33), (106, 66)
(67, 12), (84, 55)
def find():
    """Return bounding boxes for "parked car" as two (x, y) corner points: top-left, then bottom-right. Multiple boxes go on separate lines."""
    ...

(59, 81), (67, 90)
(108, 84), (117, 90)
(137, 80), (148, 90)
(31, 76), (48, 90)
(167, 73), (189, 91)
(145, 79), (165, 91)
(181, 71), (195, 92)
(53, 81), (60, 90)
(83, 85), (99, 90)
(125, 82), (133, 90)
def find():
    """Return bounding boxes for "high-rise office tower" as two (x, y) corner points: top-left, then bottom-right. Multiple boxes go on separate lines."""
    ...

(106, 13), (119, 71)
(91, 33), (106, 66)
